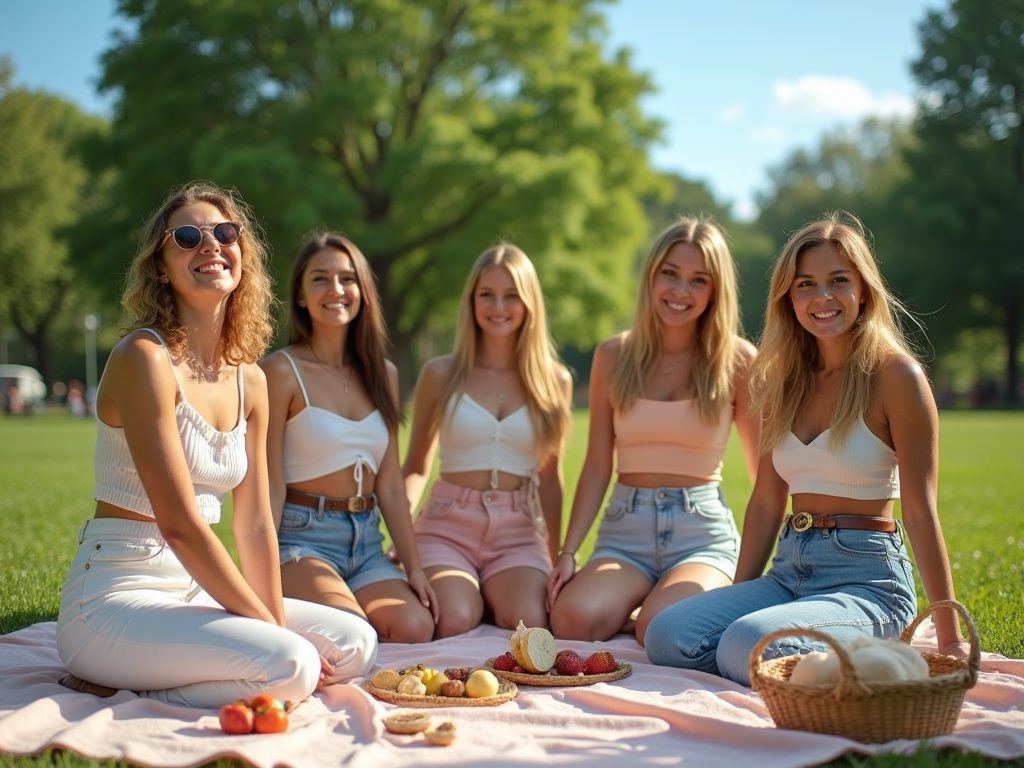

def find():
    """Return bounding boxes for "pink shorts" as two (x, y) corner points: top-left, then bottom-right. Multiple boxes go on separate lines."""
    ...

(413, 480), (552, 584)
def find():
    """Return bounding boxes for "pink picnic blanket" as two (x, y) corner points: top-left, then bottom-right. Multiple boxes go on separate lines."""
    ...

(1, 621), (1022, 768)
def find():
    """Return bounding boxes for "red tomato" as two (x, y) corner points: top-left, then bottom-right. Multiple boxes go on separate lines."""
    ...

(218, 703), (254, 735)
(249, 693), (283, 713)
(254, 708), (289, 734)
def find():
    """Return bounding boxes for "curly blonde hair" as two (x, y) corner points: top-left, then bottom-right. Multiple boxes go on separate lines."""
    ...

(611, 216), (742, 422)
(751, 212), (915, 451)
(120, 182), (275, 364)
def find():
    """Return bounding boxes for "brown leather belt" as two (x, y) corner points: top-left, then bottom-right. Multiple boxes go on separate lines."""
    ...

(787, 512), (896, 533)
(285, 490), (376, 513)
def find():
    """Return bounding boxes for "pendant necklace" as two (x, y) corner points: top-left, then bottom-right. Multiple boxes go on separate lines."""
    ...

(310, 346), (353, 394)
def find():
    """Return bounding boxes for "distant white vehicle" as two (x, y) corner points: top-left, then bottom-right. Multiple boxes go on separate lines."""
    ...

(0, 364), (48, 411)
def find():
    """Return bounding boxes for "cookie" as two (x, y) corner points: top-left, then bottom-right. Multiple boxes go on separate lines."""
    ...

(370, 669), (403, 691)
(424, 721), (457, 746)
(383, 710), (433, 735)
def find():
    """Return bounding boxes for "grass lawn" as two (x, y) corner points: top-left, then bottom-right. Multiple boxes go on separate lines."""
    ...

(1, 410), (1022, 767)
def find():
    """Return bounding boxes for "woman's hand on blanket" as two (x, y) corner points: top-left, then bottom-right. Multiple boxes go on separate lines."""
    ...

(316, 656), (333, 691)
(408, 567), (440, 624)
(546, 554), (576, 610)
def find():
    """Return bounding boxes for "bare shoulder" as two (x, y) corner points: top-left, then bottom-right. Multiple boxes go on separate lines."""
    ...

(384, 358), (400, 391)
(242, 360), (268, 395)
(107, 331), (172, 377)
(734, 337), (758, 365)
(258, 348), (296, 381)
(877, 354), (930, 396)
(419, 354), (453, 387)
(594, 333), (626, 366)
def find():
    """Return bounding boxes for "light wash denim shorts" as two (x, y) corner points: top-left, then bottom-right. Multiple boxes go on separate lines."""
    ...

(590, 482), (740, 583)
(277, 501), (406, 592)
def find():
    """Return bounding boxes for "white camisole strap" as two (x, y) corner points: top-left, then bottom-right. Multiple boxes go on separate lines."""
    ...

(280, 350), (311, 407)
(136, 327), (186, 402)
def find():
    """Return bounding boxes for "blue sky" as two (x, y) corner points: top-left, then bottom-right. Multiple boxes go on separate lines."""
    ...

(0, 0), (939, 219)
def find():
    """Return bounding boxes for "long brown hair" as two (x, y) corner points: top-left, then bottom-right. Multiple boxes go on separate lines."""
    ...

(121, 182), (275, 363)
(751, 212), (915, 451)
(287, 231), (402, 434)
(611, 216), (741, 421)
(430, 244), (570, 461)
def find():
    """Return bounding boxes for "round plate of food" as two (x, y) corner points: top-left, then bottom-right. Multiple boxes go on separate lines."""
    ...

(365, 668), (518, 708)
(482, 658), (632, 687)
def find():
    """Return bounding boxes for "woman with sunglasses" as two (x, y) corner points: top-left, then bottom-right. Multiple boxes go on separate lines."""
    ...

(261, 232), (437, 642)
(55, 183), (377, 707)
(645, 213), (968, 683)
(403, 245), (572, 637)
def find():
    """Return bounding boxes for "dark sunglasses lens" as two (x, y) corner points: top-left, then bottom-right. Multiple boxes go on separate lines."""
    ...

(172, 226), (203, 249)
(213, 222), (241, 245)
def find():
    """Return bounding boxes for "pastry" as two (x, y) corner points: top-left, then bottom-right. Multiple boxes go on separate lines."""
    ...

(384, 710), (433, 735)
(370, 669), (402, 691)
(424, 721), (457, 746)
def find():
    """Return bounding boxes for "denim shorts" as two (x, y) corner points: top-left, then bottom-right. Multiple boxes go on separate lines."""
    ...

(277, 501), (407, 592)
(590, 482), (740, 583)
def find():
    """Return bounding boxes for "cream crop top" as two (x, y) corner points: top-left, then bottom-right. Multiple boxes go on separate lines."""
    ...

(93, 328), (248, 524)
(280, 350), (388, 495)
(772, 414), (900, 500)
(613, 398), (733, 483)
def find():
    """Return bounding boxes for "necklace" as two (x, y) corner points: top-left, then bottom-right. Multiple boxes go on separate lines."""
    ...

(181, 348), (220, 384)
(309, 345), (354, 394)
(661, 357), (684, 376)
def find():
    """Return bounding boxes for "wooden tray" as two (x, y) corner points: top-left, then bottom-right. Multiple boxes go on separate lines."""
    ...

(364, 678), (518, 707)
(483, 658), (632, 686)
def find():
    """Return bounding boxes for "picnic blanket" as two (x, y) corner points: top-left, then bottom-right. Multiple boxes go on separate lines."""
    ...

(1, 620), (1022, 768)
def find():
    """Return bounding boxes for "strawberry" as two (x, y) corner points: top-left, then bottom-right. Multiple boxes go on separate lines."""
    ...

(511, 665), (525, 674)
(555, 651), (585, 676)
(492, 653), (516, 672)
(584, 651), (617, 675)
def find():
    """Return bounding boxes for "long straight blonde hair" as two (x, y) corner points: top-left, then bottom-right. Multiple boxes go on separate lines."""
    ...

(751, 212), (915, 451)
(610, 217), (741, 422)
(430, 244), (570, 461)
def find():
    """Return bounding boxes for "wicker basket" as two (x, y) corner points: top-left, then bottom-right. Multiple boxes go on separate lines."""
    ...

(749, 600), (979, 743)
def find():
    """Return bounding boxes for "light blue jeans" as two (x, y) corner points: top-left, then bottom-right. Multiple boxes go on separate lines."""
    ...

(644, 519), (918, 685)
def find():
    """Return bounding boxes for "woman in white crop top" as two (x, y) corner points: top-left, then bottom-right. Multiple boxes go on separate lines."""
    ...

(262, 233), (437, 643)
(547, 217), (760, 645)
(403, 245), (572, 637)
(55, 184), (377, 707)
(646, 213), (969, 684)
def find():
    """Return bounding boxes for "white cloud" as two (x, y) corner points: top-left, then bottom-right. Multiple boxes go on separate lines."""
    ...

(774, 76), (914, 119)
(749, 125), (786, 144)
(718, 102), (746, 123)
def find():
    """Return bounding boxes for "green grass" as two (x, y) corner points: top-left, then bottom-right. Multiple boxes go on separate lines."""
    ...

(1, 410), (1022, 767)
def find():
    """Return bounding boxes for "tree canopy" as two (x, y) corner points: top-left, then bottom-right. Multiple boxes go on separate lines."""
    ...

(79, 0), (662, 384)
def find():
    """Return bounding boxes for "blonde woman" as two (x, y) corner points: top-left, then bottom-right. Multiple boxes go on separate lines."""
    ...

(55, 183), (377, 707)
(262, 232), (437, 643)
(403, 245), (572, 637)
(547, 217), (759, 645)
(645, 212), (968, 684)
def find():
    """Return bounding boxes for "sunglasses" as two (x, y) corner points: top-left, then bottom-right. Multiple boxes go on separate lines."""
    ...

(159, 222), (243, 251)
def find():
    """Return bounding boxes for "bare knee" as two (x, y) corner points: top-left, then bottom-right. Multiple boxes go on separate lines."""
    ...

(434, 603), (481, 638)
(493, 602), (547, 631)
(382, 607), (435, 644)
(550, 598), (610, 641)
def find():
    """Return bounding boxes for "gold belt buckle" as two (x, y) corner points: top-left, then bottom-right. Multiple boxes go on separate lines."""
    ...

(791, 512), (814, 532)
(347, 495), (368, 513)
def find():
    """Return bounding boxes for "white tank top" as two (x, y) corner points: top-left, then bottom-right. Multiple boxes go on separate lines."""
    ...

(93, 329), (248, 523)
(772, 413), (900, 500)
(279, 350), (388, 495)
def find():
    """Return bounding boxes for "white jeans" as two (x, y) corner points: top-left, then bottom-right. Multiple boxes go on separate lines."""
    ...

(56, 517), (378, 708)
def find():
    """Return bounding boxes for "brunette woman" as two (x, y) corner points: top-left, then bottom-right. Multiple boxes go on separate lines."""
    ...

(262, 232), (437, 642)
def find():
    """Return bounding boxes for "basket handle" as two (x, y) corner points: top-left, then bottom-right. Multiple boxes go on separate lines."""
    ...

(748, 625), (869, 698)
(899, 599), (980, 685)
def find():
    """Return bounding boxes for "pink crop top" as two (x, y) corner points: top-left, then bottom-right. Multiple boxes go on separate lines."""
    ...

(279, 351), (389, 495)
(613, 398), (733, 482)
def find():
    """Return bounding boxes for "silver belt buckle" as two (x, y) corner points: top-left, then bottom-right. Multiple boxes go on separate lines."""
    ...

(347, 495), (368, 512)
(791, 512), (814, 532)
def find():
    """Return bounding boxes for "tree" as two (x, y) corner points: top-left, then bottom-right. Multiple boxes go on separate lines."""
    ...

(78, 0), (662, 387)
(901, 0), (1024, 404)
(0, 59), (103, 386)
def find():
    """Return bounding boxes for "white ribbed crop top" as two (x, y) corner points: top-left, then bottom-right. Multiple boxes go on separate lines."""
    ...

(438, 394), (540, 480)
(772, 414), (900, 500)
(279, 350), (388, 495)
(93, 329), (248, 524)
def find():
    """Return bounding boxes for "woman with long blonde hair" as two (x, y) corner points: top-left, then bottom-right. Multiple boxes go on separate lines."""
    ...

(56, 183), (377, 706)
(646, 212), (968, 683)
(403, 244), (572, 637)
(547, 217), (760, 644)
(262, 232), (437, 642)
